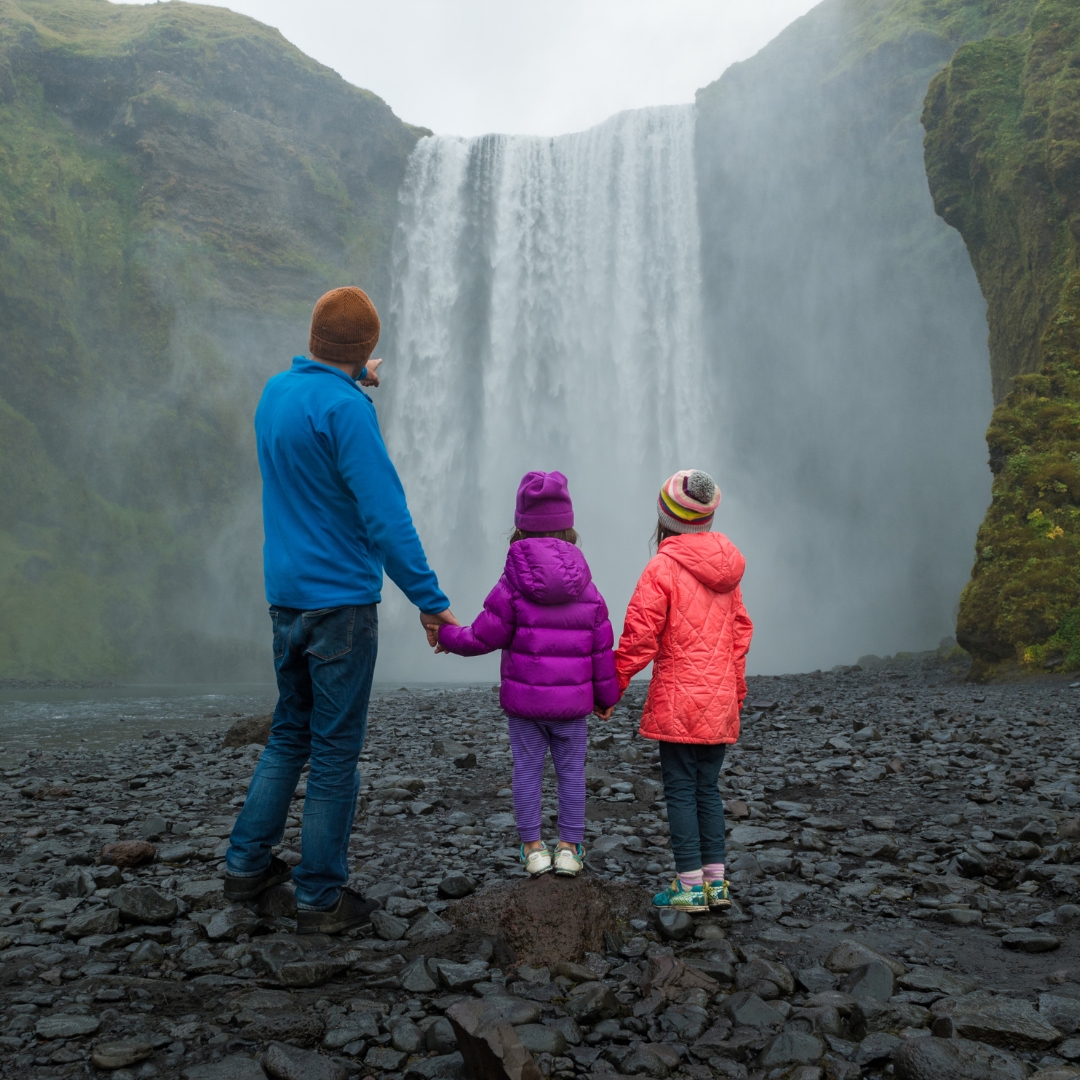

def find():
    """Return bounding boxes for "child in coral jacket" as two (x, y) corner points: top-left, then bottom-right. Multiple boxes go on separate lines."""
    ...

(614, 470), (753, 912)
(437, 471), (620, 877)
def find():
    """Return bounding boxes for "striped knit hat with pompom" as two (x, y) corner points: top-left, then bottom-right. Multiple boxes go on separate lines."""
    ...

(658, 470), (721, 534)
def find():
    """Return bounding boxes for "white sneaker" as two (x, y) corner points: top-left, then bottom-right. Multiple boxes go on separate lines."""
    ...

(521, 844), (552, 876)
(553, 843), (584, 877)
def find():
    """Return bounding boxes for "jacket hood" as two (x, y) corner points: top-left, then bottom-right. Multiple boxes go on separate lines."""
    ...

(505, 538), (592, 605)
(659, 532), (745, 593)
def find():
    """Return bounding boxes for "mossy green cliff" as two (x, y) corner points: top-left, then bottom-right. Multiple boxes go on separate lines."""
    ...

(923, 0), (1080, 675)
(0, 0), (423, 679)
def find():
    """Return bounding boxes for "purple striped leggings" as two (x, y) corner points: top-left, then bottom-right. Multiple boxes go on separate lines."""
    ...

(507, 716), (588, 843)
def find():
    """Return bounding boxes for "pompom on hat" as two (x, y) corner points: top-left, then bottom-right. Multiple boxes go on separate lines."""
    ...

(515, 471), (575, 531)
(658, 470), (720, 534)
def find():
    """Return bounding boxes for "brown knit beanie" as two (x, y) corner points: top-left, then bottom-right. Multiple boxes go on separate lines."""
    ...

(309, 286), (380, 365)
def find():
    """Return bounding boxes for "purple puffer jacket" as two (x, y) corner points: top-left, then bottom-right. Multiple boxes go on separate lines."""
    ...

(438, 538), (620, 722)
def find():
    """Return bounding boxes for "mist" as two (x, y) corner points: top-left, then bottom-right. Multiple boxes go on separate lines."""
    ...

(370, 0), (993, 681)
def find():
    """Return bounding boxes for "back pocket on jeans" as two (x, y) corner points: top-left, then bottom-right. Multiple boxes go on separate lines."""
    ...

(305, 607), (354, 661)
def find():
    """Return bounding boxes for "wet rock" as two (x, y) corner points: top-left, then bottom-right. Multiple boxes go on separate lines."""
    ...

(390, 1018), (425, 1054)
(223, 714), (273, 747)
(36, 1013), (101, 1038)
(92, 1040), (154, 1069)
(406, 1052), (467, 1080)
(130, 938), (166, 965)
(736, 957), (795, 997)
(855, 1032), (901, 1065)
(240, 1011), (325, 1046)
(371, 909), (409, 940)
(277, 958), (350, 987)
(840, 960), (895, 1003)
(263, 1041), (348, 1080)
(564, 982), (619, 1023)
(514, 1023), (566, 1056)
(447, 998), (544, 1080)
(759, 1031), (824, 1068)
(182, 1057), (267, 1080)
(206, 906), (260, 940)
(99, 840), (156, 868)
(893, 1036), (1029, 1080)
(825, 938), (905, 977)
(433, 958), (490, 990)
(109, 883), (178, 924)
(934, 995), (1063, 1050)
(1002, 929), (1061, 952)
(407, 910), (453, 942)
(656, 908), (693, 941)
(401, 955), (438, 993)
(426, 1016), (459, 1053)
(723, 991), (785, 1029)
(438, 872), (477, 899)
(64, 905), (120, 939)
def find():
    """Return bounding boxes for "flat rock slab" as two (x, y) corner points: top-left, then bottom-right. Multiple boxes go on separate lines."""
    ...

(182, 1056), (267, 1080)
(825, 938), (906, 978)
(899, 966), (977, 996)
(1002, 930), (1061, 952)
(263, 1041), (348, 1080)
(729, 825), (790, 846)
(36, 1013), (101, 1039)
(936, 995), (1063, 1050)
(91, 1039), (154, 1068)
(894, 1036), (1028, 1080)
(109, 883), (178, 925)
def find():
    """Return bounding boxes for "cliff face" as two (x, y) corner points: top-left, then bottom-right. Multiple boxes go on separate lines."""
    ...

(923, 0), (1080, 674)
(691, 0), (1029, 668)
(0, 0), (421, 679)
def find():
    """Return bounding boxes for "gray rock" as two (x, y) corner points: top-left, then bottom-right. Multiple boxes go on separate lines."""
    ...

(660, 1003), (709, 1041)
(736, 957), (795, 996)
(758, 1032), (824, 1067)
(564, 982), (619, 1023)
(426, 1016), (459, 1053)
(893, 1036), (1029, 1080)
(130, 938), (166, 965)
(447, 999), (544, 1080)
(277, 958), (350, 988)
(898, 966), (978, 996)
(240, 1012), (325, 1046)
(391, 1019), (425, 1054)
(855, 1032), (901, 1065)
(824, 938), (905, 977)
(406, 1052), (466, 1080)
(365, 1046), (409, 1072)
(256, 883), (298, 918)
(729, 825), (790, 846)
(622, 1043), (678, 1078)
(108, 883), (178, 925)
(139, 813), (169, 840)
(513, 1023), (566, 1056)
(92, 1040), (154, 1069)
(157, 842), (197, 864)
(401, 955), (438, 993)
(53, 866), (95, 898)
(438, 873), (477, 899)
(1041, 993), (1080, 1035)
(64, 905), (120, 939)
(432, 739), (477, 768)
(935, 995), (1063, 1050)
(206, 906), (260, 941)
(371, 908), (409, 941)
(407, 910), (453, 942)
(797, 966), (837, 994)
(222, 714), (273, 747)
(840, 960), (895, 1003)
(434, 958), (490, 990)
(182, 1056), (267, 1080)
(323, 1020), (373, 1050)
(36, 1013), (101, 1039)
(263, 1042), (348, 1080)
(479, 996), (543, 1027)
(723, 992), (785, 1029)
(543, 1016), (582, 1046)
(1002, 929), (1061, 952)
(656, 908), (693, 941)
(385, 894), (428, 918)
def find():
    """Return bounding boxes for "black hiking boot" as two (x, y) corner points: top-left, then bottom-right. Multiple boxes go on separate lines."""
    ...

(223, 855), (293, 902)
(296, 887), (378, 935)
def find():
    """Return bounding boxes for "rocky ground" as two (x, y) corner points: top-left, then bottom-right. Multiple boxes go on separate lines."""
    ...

(3, 663), (1080, 1080)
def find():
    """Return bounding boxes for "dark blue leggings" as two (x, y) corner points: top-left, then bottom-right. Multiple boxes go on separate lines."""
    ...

(659, 741), (727, 872)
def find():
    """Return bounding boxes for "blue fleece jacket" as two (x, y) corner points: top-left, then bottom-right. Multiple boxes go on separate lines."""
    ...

(255, 356), (448, 613)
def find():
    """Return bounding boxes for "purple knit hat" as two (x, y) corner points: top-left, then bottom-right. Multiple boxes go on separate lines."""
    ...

(515, 471), (574, 531)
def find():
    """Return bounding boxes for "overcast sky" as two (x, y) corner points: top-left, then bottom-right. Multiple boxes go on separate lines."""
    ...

(117, 0), (820, 136)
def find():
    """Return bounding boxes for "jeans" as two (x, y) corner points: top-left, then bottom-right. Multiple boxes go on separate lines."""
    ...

(227, 604), (377, 909)
(658, 741), (728, 873)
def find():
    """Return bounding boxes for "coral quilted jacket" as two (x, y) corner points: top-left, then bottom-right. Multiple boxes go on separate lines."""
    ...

(615, 532), (753, 744)
(438, 538), (620, 722)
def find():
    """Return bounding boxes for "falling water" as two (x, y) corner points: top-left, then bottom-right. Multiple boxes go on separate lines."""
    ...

(383, 105), (710, 676)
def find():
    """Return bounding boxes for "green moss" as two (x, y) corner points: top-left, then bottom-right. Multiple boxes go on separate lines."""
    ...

(922, 0), (1080, 675)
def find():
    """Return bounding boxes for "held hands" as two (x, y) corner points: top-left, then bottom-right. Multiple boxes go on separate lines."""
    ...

(594, 706), (615, 721)
(359, 358), (383, 387)
(420, 609), (459, 652)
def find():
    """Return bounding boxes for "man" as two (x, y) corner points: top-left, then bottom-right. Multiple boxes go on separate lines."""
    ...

(225, 286), (457, 934)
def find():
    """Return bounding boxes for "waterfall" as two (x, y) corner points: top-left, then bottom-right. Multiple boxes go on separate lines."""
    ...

(383, 105), (710, 675)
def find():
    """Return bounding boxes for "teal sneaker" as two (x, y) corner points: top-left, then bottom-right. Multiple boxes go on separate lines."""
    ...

(652, 878), (708, 912)
(706, 878), (732, 909)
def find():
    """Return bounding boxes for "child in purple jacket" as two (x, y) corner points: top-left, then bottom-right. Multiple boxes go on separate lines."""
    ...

(436, 471), (620, 877)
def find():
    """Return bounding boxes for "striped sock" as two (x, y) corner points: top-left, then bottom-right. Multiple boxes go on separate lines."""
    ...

(703, 862), (725, 882)
(678, 869), (703, 890)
